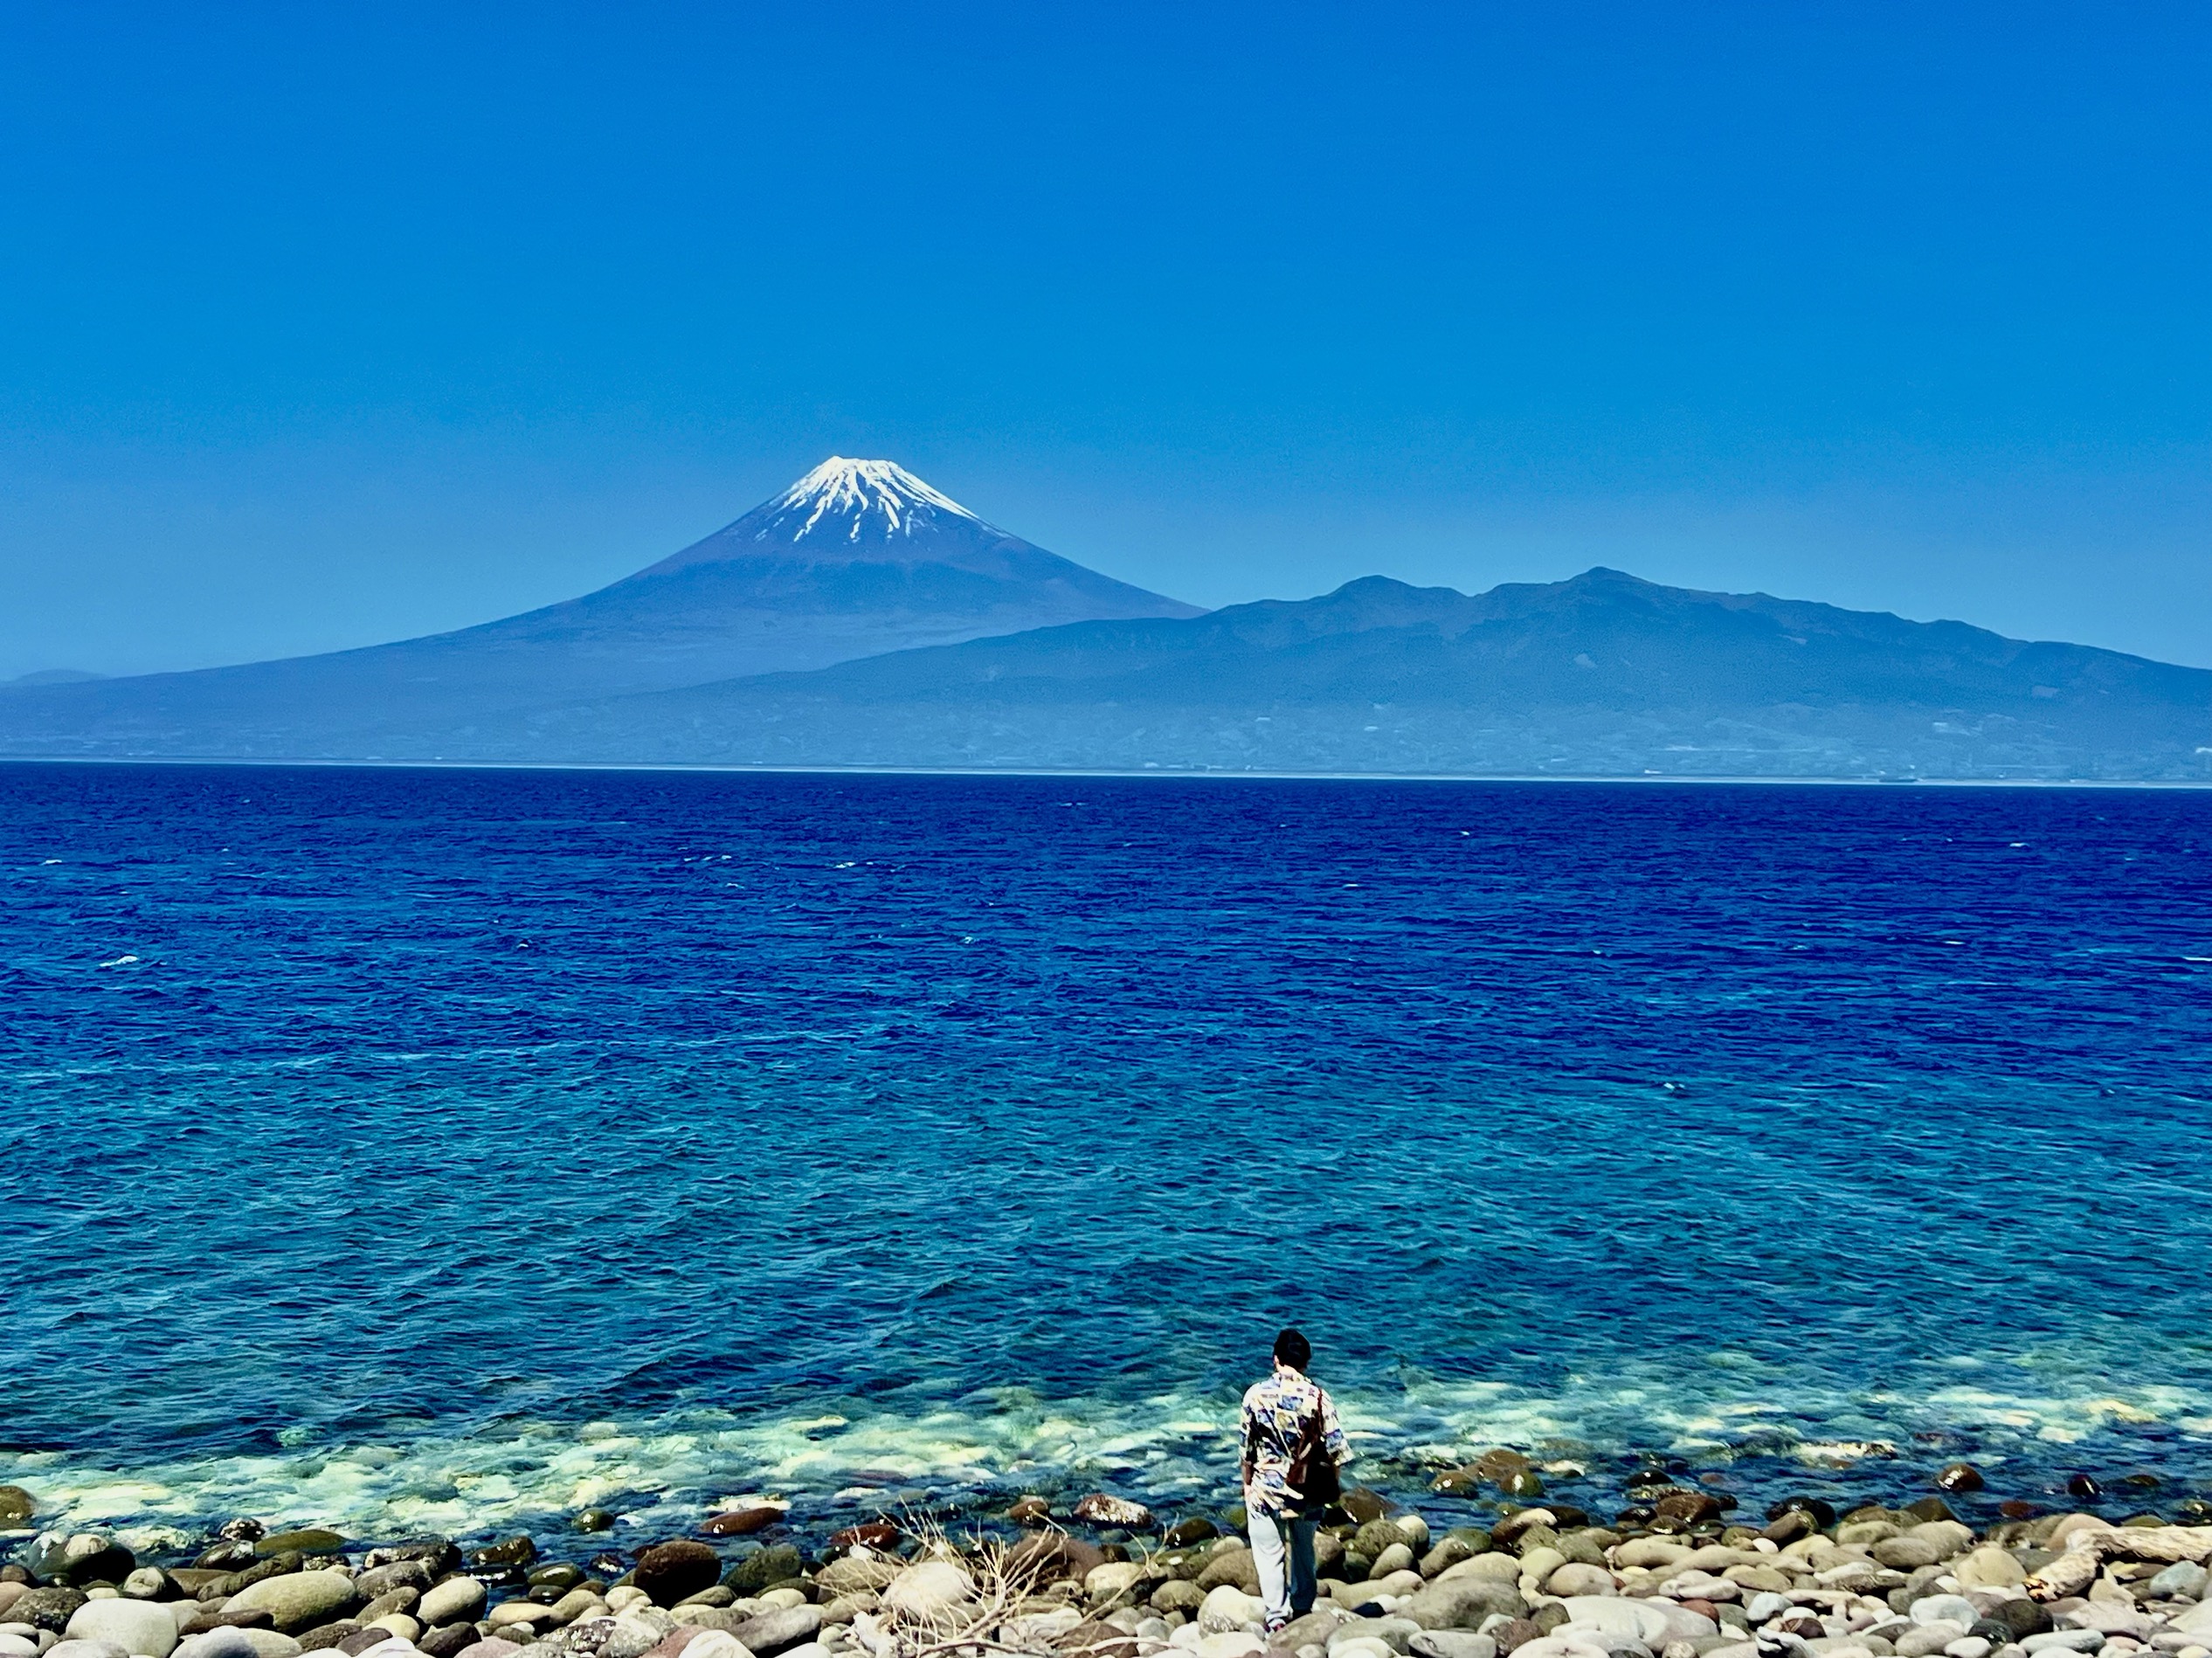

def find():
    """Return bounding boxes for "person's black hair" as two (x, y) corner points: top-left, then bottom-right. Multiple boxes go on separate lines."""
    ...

(1274, 1327), (1311, 1370)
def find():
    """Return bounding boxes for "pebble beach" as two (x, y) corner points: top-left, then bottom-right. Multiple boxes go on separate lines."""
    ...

(8, 1452), (2212, 1658)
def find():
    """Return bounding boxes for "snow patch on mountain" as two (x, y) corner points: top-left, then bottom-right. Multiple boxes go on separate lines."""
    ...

(757, 457), (996, 543)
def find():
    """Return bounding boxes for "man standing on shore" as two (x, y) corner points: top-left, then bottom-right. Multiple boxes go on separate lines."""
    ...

(1241, 1327), (1350, 1635)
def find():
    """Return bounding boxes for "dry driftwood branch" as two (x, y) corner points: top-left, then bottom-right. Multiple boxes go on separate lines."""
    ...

(2025, 1523), (2212, 1600)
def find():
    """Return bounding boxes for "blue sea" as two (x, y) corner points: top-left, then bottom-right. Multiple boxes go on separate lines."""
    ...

(4, 763), (2210, 1548)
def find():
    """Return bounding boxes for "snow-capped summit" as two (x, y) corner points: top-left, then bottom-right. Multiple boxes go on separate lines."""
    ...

(755, 457), (994, 543)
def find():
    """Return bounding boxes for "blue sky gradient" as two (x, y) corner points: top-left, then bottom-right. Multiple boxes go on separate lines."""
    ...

(3, 1), (2209, 675)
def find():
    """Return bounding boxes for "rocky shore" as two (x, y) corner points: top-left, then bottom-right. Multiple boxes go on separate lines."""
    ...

(6, 1462), (2212, 1658)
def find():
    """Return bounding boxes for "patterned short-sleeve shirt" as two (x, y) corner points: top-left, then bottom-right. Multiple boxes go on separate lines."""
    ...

(1240, 1365), (1349, 1515)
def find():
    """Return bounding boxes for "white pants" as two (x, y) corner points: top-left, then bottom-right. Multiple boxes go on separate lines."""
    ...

(1248, 1505), (1318, 1624)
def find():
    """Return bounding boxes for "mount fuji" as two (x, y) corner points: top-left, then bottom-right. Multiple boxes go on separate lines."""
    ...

(0, 459), (1199, 758)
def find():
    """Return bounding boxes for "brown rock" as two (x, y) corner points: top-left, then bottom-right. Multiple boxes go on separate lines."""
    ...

(830, 1521), (900, 1551)
(1007, 1533), (1108, 1588)
(1653, 1491), (1724, 1530)
(420, 1625), (480, 1658)
(295, 1620), (363, 1652)
(1054, 1618), (1139, 1658)
(1341, 1489), (1396, 1523)
(702, 1509), (783, 1538)
(1490, 1619), (1543, 1654)
(1008, 1497), (1053, 1525)
(634, 1541), (723, 1607)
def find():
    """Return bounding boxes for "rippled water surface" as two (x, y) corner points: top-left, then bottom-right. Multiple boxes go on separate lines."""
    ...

(3, 763), (2210, 1538)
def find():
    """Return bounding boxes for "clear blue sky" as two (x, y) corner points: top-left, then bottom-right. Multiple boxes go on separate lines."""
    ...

(4, 1), (2209, 676)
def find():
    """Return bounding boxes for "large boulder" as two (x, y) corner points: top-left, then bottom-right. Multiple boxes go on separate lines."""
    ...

(1403, 1576), (1524, 1632)
(225, 1571), (358, 1634)
(66, 1600), (181, 1657)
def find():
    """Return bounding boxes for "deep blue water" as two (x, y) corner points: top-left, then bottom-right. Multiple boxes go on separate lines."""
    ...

(3, 763), (2210, 1544)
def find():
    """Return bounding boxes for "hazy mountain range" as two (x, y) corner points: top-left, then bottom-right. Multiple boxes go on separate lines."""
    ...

(5, 459), (2209, 780)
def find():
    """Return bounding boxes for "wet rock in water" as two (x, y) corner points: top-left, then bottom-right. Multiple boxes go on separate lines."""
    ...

(16, 1587), (92, 1632)
(1431, 1468), (1485, 1497)
(66, 1597), (182, 1656)
(1073, 1496), (1153, 1530)
(254, 1535), (342, 1561)
(1934, 1467), (1986, 1496)
(1341, 1490), (1396, 1525)
(2065, 1477), (2102, 1501)
(195, 1545), (259, 1574)
(1166, 1518), (1220, 1548)
(1008, 1496), (1053, 1525)
(722, 1544), (802, 1597)
(633, 1544), (722, 1608)
(828, 1521), (898, 1551)
(702, 1510), (781, 1539)
(472, 1539), (538, 1571)
(0, 1489), (33, 1528)
(1651, 1492), (1723, 1532)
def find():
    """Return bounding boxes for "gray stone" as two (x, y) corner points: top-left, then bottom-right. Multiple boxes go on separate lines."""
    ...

(1403, 1580), (1524, 1633)
(2017, 1635), (2101, 1655)
(418, 1581), (487, 1629)
(1408, 1638), (1496, 1658)
(175, 1632), (264, 1658)
(223, 1574), (357, 1636)
(1896, 1625), (1965, 1657)
(1912, 1603), (1981, 1631)
(65, 1602), (179, 1658)
(1943, 1642), (1990, 1658)
(50, 1643), (130, 1658)
(2147, 1564), (2209, 1601)
(2170, 1602), (2212, 1639)
(1745, 1599), (1792, 1627)
(728, 1606), (819, 1655)
(0, 1635), (36, 1658)
(881, 1564), (972, 1623)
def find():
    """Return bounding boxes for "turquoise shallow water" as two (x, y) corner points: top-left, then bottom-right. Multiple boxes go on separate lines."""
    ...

(3, 763), (2210, 1544)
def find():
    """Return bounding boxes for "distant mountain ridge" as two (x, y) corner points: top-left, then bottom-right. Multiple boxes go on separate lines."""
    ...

(445, 567), (2212, 780)
(0, 458), (1199, 757)
(3, 465), (2208, 778)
